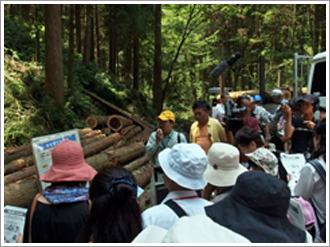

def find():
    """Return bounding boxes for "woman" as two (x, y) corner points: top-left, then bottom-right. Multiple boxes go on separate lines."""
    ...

(291, 119), (326, 242)
(23, 140), (97, 243)
(77, 166), (142, 243)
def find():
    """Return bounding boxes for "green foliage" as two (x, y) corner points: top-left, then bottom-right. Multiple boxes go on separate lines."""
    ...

(4, 16), (35, 61)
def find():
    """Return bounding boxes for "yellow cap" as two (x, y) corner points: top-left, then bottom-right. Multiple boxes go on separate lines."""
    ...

(155, 110), (175, 122)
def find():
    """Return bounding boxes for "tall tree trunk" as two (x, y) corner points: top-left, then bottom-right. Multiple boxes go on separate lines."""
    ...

(68, 4), (74, 95)
(45, 4), (64, 112)
(34, 5), (41, 62)
(95, 5), (101, 67)
(75, 4), (82, 53)
(109, 28), (117, 75)
(133, 32), (140, 91)
(21, 4), (31, 22)
(319, 5), (326, 51)
(153, 4), (162, 114)
(83, 5), (92, 64)
(90, 5), (95, 62)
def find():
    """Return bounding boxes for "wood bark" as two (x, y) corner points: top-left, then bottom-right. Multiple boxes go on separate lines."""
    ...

(107, 115), (134, 132)
(68, 4), (74, 95)
(153, 4), (162, 113)
(4, 166), (36, 186)
(123, 155), (150, 172)
(86, 115), (109, 129)
(80, 133), (106, 146)
(75, 4), (82, 53)
(128, 128), (153, 144)
(85, 153), (113, 172)
(120, 124), (136, 135)
(80, 129), (102, 140)
(83, 89), (155, 130)
(78, 127), (93, 136)
(132, 164), (153, 188)
(138, 189), (151, 212)
(4, 156), (34, 175)
(4, 144), (32, 164)
(45, 4), (64, 107)
(83, 133), (122, 157)
(107, 142), (146, 166)
(123, 125), (142, 141)
(4, 175), (39, 208)
(83, 4), (93, 64)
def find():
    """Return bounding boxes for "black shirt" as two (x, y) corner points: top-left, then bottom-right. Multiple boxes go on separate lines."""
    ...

(290, 115), (318, 154)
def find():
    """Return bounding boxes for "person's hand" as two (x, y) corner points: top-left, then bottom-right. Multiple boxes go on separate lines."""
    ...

(156, 128), (164, 144)
(16, 233), (23, 243)
(264, 140), (270, 148)
(277, 124), (282, 131)
(281, 103), (291, 119)
(286, 173), (292, 182)
(303, 120), (316, 130)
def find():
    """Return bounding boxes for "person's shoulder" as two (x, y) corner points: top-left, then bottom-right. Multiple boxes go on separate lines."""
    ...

(191, 121), (198, 128)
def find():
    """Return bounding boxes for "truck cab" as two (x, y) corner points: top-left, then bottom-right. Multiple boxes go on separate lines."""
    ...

(306, 51), (326, 118)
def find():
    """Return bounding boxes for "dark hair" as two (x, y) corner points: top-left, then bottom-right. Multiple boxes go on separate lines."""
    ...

(310, 119), (326, 161)
(48, 181), (87, 189)
(236, 95), (250, 107)
(192, 101), (211, 111)
(221, 92), (229, 99)
(77, 167), (142, 243)
(234, 127), (263, 147)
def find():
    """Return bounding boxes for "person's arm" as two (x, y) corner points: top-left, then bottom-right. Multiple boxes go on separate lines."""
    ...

(203, 183), (216, 200)
(217, 122), (227, 142)
(293, 165), (314, 200)
(146, 132), (161, 158)
(282, 104), (295, 139)
(263, 125), (270, 147)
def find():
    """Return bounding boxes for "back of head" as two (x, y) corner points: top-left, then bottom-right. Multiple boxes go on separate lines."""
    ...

(78, 167), (142, 243)
(132, 215), (251, 243)
(311, 119), (326, 160)
(234, 126), (263, 148)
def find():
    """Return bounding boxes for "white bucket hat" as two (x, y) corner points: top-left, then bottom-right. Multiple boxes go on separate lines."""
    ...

(204, 143), (247, 187)
(158, 143), (207, 190)
(132, 214), (251, 243)
(245, 147), (279, 176)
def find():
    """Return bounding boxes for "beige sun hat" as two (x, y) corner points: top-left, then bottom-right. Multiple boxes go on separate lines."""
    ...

(204, 143), (247, 187)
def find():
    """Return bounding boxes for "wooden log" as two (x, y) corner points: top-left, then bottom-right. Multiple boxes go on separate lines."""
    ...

(107, 142), (146, 166)
(132, 164), (153, 188)
(103, 128), (112, 135)
(123, 155), (150, 172)
(85, 115), (109, 129)
(107, 115), (134, 132)
(83, 133), (123, 157)
(4, 156), (34, 175)
(80, 129), (103, 140)
(128, 128), (153, 144)
(4, 166), (36, 186)
(80, 133), (106, 146)
(138, 189), (151, 212)
(83, 89), (155, 130)
(120, 124), (136, 135)
(4, 144), (33, 164)
(85, 152), (114, 172)
(78, 127), (93, 136)
(124, 126), (142, 141)
(4, 175), (39, 208)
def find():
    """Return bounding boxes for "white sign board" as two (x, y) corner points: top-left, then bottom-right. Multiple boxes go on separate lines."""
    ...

(280, 153), (306, 182)
(31, 129), (81, 190)
(4, 205), (27, 243)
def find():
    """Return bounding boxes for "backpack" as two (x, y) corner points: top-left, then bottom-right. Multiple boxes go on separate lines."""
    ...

(307, 158), (326, 242)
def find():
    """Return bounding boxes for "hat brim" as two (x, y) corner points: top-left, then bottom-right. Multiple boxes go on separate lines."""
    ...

(132, 225), (167, 243)
(159, 148), (207, 190)
(204, 163), (247, 187)
(40, 161), (97, 183)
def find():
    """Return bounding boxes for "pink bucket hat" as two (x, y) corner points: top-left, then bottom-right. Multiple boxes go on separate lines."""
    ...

(40, 140), (97, 183)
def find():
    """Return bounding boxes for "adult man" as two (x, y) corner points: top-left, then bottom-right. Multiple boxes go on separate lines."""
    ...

(250, 96), (273, 147)
(281, 94), (319, 157)
(190, 101), (227, 154)
(212, 92), (230, 126)
(142, 143), (213, 230)
(146, 110), (187, 205)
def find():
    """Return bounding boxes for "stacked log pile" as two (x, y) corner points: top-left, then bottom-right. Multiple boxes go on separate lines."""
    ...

(4, 114), (156, 212)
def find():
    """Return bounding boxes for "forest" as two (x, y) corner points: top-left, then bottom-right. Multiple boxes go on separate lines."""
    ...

(3, 3), (327, 148)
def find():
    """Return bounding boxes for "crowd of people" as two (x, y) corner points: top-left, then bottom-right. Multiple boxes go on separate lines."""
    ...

(18, 89), (326, 243)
